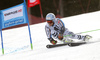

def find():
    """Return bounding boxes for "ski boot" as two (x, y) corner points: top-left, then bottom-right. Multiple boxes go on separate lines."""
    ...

(84, 35), (92, 42)
(62, 38), (73, 43)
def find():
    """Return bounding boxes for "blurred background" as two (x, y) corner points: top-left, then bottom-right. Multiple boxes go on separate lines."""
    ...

(0, 0), (100, 29)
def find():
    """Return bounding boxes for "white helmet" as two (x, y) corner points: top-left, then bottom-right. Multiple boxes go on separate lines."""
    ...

(46, 13), (56, 21)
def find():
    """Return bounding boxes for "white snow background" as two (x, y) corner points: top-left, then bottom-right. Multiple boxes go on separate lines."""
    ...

(0, 11), (100, 60)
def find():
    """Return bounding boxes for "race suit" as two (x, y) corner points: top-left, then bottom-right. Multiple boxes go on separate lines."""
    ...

(45, 18), (85, 41)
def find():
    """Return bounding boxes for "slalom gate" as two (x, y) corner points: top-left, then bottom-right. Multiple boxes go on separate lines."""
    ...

(0, 0), (33, 55)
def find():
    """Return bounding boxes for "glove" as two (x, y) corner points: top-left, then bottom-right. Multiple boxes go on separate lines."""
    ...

(58, 34), (63, 40)
(50, 40), (57, 45)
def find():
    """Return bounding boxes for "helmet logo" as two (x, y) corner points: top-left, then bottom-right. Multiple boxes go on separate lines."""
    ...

(47, 17), (51, 20)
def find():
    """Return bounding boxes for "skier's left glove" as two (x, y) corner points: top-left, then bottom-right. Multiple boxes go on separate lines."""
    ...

(58, 34), (63, 40)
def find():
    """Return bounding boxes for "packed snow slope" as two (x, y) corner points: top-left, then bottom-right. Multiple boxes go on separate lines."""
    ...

(0, 11), (100, 60)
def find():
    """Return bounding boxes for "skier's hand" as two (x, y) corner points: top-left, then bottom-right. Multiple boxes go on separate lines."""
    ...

(50, 40), (57, 45)
(58, 34), (63, 40)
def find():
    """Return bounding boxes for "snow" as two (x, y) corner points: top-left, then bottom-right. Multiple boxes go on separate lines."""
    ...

(0, 11), (100, 60)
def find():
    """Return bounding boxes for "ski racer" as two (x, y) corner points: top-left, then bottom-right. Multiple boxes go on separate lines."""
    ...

(45, 13), (92, 45)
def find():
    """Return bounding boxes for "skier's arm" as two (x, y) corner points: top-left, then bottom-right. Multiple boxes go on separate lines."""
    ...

(57, 19), (65, 34)
(45, 25), (51, 39)
(57, 19), (65, 40)
(45, 25), (57, 44)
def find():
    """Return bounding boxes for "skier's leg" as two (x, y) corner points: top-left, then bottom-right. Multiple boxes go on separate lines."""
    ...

(63, 29), (92, 42)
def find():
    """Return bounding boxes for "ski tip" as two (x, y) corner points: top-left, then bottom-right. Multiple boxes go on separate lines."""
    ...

(46, 45), (51, 48)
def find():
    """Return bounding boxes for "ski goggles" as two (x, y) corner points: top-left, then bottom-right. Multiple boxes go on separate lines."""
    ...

(46, 20), (53, 24)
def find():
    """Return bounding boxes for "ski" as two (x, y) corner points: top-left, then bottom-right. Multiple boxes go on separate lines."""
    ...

(46, 42), (86, 48)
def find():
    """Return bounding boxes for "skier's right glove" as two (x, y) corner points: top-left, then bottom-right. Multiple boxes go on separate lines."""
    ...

(50, 40), (57, 45)
(48, 38), (57, 45)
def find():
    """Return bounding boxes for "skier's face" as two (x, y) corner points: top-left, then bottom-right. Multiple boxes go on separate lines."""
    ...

(47, 20), (54, 26)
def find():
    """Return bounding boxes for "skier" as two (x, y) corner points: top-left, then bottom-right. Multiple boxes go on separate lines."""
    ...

(45, 13), (92, 45)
